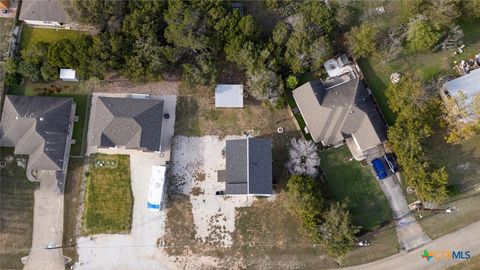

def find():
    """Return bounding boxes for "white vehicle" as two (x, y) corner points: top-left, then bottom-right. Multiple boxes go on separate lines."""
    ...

(147, 165), (166, 212)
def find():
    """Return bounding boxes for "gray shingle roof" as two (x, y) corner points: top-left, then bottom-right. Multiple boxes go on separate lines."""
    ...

(19, 0), (68, 23)
(91, 97), (164, 151)
(443, 68), (480, 119)
(293, 79), (386, 151)
(0, 95), (74, 171)
(225, 138), (272, 195)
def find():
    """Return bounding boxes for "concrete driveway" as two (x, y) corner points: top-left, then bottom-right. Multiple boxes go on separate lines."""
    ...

(23, 171), (65, 270)
(366, 145), (430, 251)
(75, 152), (171, 270)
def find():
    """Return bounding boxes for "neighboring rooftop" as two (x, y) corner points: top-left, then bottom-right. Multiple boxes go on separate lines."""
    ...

(225, 138), (272, 196)
(444, 68), (480, 109)
(0, 95), (74, 171)
(215, 84), (244, 108)
(19, 0), (67, 22)
(90, 97), (164, 152)
(293, 79), (386, 151)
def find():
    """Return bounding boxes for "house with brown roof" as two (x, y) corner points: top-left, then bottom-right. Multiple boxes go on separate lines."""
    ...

(292, 78), (387, 160)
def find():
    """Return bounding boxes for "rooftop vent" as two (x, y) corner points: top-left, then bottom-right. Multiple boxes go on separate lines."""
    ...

(39, 117), (45, 121)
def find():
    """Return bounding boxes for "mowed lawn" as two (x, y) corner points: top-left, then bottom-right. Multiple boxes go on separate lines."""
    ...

(426, 132), (480, 192)
(19, 26), (84, 51)
(0, 148), (37, 269)
(84, 154), (133, 234)
(319, 145), (392, 231)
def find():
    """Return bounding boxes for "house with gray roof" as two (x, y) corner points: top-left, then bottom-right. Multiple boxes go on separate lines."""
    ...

(225, 138), (272, 196)
(19, 0), (74, 28)
(292, 79), (386, 159)
(0, 95), (76, 191)
(441, 68), (480, 122)
(89, 96), (164, 152)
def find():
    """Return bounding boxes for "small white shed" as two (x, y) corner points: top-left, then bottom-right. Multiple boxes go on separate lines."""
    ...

(215, 84), (244, 108)
(59, 69), (79, 82)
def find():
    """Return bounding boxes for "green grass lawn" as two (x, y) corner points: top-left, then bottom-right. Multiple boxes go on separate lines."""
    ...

(319, 145), (392, 231)
(19, 26), (84, 51)
(83, 154), (133, 234)
(425, 132), (480, 192)
(416, 193), (480, 239)
(0, 148), (37, 269)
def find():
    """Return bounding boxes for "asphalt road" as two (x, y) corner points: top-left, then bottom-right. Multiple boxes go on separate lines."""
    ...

(341, 218), (480, 270)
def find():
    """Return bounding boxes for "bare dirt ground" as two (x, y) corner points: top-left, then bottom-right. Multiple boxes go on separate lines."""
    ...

(165, 136), (256, 248)
(95, 74), (179, 96)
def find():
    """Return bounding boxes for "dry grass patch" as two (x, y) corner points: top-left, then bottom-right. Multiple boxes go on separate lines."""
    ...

(190, 187), (204, 196)
(83, 154), (132, 234)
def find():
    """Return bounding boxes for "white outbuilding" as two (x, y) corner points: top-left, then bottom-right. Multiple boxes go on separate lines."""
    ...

(215, 84), (244, 108)
(59, 68), (79, 82)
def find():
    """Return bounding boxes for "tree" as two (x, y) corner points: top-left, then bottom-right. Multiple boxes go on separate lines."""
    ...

(461, 0), (480, 18)
(320, 202), (360, 257)
(287, 175), (323, 233)
(424, 0), (461, 29)
(246, 67), (284, 104)
(310, 36), (333, 70)
(346, 23), (379, 58)
(385, 75), (448, 202)
(40, 62), (59, 81)
(21, 42), (49, 65)
(287, 138), (320, 177)
(181, 52), (218, 89)
(300, 0), (334, 35)
(69, 0), (127, 31)
(334, 0), (357, 31)
(407, 20), (442, 52)
(272, 21), (290, 45)
(47, 39), (78, 67)
(18, 61), (40, 82)
(164, 0), (216, 52)
(4, 58), (18, 74)
(286, 75), (298, 90)
(122, 0), (165, 40)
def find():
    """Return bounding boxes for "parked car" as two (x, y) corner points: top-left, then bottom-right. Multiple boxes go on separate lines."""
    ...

(371, 158), (388, 179)
(384, 153), (399, 173)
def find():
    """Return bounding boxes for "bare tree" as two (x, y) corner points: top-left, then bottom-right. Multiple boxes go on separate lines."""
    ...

(287, 138), (320, 177)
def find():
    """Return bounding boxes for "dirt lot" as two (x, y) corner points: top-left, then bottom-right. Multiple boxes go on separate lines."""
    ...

(175, 87), (300, 188)
(0, 148), (37, 269)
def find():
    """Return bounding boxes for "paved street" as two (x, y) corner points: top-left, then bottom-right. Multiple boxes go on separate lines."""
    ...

(342, 218), (480, 270)
(23, 172), (65, 270)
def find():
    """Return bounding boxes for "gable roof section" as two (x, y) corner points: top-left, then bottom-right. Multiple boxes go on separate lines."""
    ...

(0, 95), (74, 171)
(91, 97), (164, 151)
(293, 79), (386, 151)
(19, 0), (67, 22)
(225, 138), (272, 195)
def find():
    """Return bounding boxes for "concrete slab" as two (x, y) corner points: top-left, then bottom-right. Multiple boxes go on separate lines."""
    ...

(23, 171), (65, 270)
